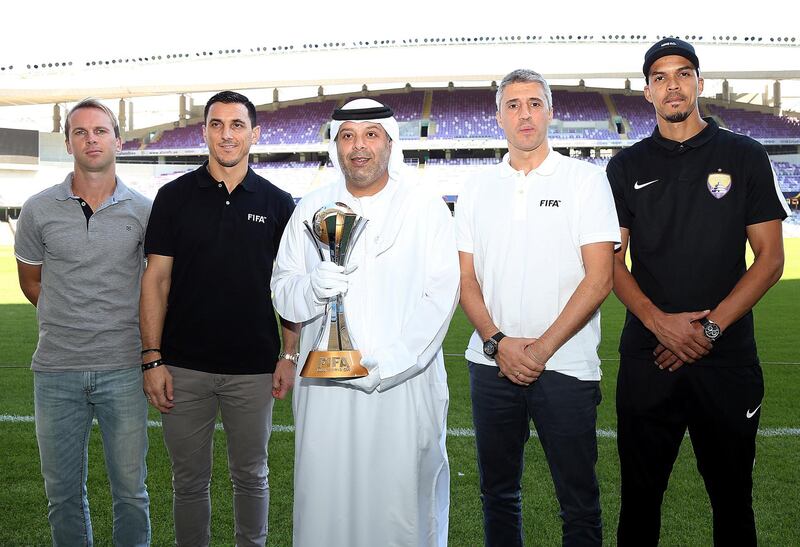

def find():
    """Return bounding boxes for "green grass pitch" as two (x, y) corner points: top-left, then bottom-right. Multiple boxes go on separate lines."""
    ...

(1, 241), (798, 546)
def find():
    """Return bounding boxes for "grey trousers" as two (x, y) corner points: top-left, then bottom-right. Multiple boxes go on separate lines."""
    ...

(162, 366), (274, 547)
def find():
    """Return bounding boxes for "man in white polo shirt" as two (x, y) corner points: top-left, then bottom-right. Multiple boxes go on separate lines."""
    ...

(456, 69), (620, 547)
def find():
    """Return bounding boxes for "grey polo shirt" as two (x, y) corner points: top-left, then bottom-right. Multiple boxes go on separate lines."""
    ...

(14, 174), (151, 371)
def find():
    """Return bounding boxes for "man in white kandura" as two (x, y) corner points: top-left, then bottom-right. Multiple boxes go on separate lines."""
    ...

(271, 98), (460, 547)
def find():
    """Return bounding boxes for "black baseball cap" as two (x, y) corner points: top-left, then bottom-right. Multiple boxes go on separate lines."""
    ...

(643, 38), (700, 80)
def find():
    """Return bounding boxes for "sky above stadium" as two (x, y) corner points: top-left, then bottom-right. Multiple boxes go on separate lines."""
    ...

(2, 0), (798, 130)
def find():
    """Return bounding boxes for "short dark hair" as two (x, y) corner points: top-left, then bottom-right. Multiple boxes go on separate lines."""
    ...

(65, 98), (120, 140)
(204, 91), (257, 127)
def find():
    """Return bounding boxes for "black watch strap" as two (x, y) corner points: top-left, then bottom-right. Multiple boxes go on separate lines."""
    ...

(698, 317), (721, 340)
(482, 331), (506, 359)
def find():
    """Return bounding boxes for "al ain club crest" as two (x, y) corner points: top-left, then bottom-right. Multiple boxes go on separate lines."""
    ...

(707, 172), (732, 199)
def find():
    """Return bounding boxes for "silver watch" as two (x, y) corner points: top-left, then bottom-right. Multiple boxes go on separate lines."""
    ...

(279, 352), (300, 365)
(698, 318), (721, 341)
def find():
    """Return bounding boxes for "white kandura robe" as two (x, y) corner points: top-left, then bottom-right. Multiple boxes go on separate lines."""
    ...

(271, 174), (460, 547)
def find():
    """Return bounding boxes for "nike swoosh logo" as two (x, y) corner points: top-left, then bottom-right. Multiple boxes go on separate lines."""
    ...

(746, 404), (762, 419)
(634, 179), (659, 190)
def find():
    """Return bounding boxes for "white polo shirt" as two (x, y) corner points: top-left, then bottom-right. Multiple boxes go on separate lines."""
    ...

(455, 149), (620, 381)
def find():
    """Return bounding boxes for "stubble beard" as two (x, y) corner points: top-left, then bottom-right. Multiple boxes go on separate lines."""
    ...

(339, 145), (392, 191)
(216, 156), (244, 168)
(664, 111), (692, 123)
(212, 143), (247, 168)
(662, 101), (696, 124)
(342, 163), (384, 190)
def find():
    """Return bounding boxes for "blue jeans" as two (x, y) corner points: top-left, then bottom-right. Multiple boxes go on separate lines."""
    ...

(469, 362), (602, 547)
(34, 368), (150, 547)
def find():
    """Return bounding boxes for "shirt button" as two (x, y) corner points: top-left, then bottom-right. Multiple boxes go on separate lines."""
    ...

(225, 200), (230, 205)
(81, 201), (86, 206)
(218, 183), (222, 188)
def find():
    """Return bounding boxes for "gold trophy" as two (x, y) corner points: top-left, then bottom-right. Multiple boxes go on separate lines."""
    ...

(301, 203), (369, 378)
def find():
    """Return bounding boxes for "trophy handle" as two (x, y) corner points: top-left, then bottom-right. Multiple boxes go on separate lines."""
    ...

(310, 303), (330, 351)
(337, 215), (356, 267)
(303, 221), (325, 261)
(324, 214), (339, 263)
(344, 218), (368, 265)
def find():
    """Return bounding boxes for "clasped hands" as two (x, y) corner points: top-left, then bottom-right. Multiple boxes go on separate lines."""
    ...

(496, 337), (548, 386)
(650, 309), (714, 372)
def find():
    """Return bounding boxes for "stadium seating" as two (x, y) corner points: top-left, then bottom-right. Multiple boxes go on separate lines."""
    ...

(552, 90), (609, 121)
(426, 157), (497, 165)
(581, 156), (611, 167)
(257, 100), (338, 145)
(707, 104), (800, 139)
(122, 88), (798, 152)
(429, 89), (503, 140)
(146, 123), (204, 150)
(773, 160), (800, 193)
(354, 91), (425, 122)
(611, 94), (655, 139)
(121, 138), (142, 151)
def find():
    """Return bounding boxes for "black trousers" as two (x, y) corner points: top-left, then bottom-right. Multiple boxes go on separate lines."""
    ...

(616, 355), (764, 547)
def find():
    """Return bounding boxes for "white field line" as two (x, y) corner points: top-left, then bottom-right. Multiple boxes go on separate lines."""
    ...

(440, 355), (800, 365)
(3, 358), (800, 367)
(2, 414), (798, 438)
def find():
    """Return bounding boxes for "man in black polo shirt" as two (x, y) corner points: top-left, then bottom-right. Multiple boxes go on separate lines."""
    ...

(607, 38), (790, 546)
(140, 91), (298, 547)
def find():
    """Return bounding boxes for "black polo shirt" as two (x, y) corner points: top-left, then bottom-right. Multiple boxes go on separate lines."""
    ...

(145, 162), (295, 374)
(607, 118), (788, 366)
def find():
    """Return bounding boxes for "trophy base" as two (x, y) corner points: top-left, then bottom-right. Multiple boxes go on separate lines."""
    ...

(300, 350), (368, 378)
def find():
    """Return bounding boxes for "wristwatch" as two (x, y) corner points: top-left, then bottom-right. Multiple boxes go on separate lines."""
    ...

(698, 318), (721, 341)
(482, 332), (506, 359)
(279, 352), (300, 365)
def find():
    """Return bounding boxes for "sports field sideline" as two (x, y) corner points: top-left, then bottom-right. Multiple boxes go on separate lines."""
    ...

(1, 242), (798, 546)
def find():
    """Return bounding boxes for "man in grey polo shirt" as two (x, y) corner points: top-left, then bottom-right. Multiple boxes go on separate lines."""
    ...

(15, 98), (151, 547)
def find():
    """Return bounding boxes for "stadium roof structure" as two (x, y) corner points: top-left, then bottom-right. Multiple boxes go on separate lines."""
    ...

(1, 37), (799, 106)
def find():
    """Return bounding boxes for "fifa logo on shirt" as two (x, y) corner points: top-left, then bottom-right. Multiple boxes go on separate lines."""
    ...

(247, 213), (267, 224)
(539, 199), (562, 207)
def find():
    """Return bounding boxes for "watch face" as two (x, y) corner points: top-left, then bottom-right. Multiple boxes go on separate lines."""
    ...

(483, 339), (498, 357)
(704, 322), (721, 340)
